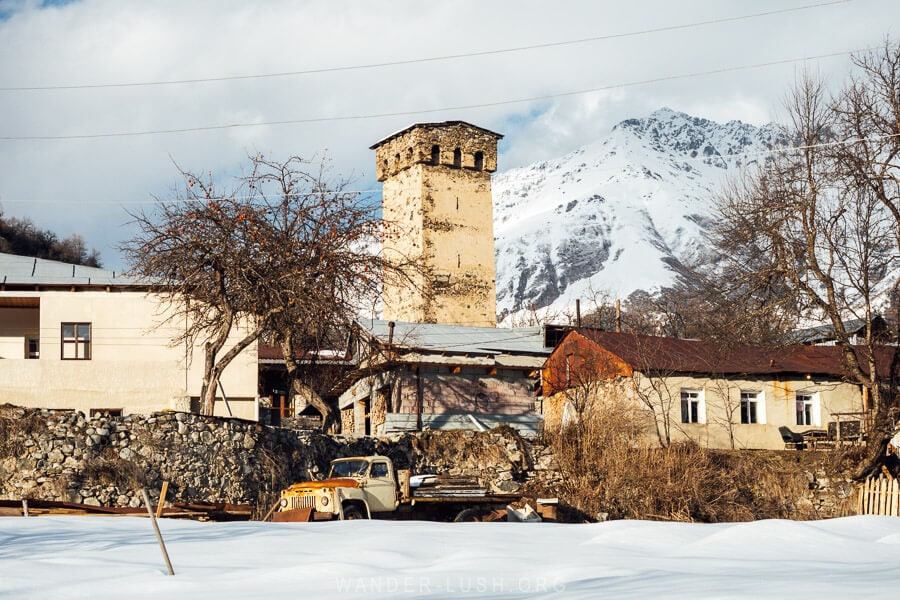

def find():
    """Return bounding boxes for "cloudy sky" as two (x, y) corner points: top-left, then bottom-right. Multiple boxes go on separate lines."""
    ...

(0, 0), (897, 269)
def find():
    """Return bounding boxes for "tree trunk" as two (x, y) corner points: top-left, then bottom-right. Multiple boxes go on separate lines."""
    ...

(279, 333), (339, 433)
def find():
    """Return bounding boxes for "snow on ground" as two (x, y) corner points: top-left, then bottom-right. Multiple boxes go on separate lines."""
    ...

(2, 516), (900, 599)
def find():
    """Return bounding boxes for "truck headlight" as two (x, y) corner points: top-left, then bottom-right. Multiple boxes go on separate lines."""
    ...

(320, 495), (329, 507)
(280, 498), (288, 508)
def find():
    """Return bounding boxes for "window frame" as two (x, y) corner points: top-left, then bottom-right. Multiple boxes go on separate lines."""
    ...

(25, 336), (40, 359)
(370, 462), (390, 479)
(680, 389), (705, 424)
(60, 322), (92, 360)
(796, 393), (819, 426)
(740, 390), (765, 424)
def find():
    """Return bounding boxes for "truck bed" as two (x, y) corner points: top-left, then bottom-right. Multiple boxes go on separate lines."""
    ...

(406, 474), (522, 503)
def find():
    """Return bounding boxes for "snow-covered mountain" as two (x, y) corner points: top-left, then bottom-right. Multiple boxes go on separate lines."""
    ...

(493, 108), (783, 323)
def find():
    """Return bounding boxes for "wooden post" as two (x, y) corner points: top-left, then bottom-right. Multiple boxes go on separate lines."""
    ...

(22, 499), (29, 518)
(615, 299), (622, 333)
(156, 482), (169, 519)
(141, 488), (175, 576)
(416, 366), (423, 431)
(575, 299), (581, 328)
(261, 499), (283, 523)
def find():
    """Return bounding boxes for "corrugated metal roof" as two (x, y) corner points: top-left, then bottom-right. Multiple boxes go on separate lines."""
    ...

(359, 319), (552, 356)
(570, 329), (897, 378)
(380, 413), (542, 438)
(0, 253), (147, 287)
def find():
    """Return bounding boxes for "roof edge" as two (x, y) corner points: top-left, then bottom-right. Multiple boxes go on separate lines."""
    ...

(370, 121), (504, 150)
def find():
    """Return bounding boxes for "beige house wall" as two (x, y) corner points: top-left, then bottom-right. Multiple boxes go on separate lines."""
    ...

(543, 372), (865, 450)
(0, 290), (259, 420)
(641, 374), (864, 449)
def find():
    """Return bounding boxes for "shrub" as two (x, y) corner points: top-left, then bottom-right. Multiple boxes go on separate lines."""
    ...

(543, 400), (813, 522)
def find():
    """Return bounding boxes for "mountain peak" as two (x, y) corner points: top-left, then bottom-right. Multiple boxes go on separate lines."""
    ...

(492, 109), (779, 324)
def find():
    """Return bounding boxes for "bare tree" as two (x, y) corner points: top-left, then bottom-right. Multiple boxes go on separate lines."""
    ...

(124, 154), (418, 419)
(713, 47), (900, 478)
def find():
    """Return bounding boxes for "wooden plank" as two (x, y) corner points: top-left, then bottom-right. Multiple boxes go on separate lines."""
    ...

(861, 479), (869, 514)
(156, 482), (169, 519)
(890, 478), (900, 517)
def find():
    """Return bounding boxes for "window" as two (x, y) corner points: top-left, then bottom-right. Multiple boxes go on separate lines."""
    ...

(431, 145), (440, 166)
(474, 151), (484, 171)
(796, 393), (819, 426)
(370, 462), (389, 478)
(681, 389), (704, 423)
(740, 391), (765, 424)
(61, 322), (91, 360)
(453, 148), (462, 168)
(26, 337), (39, 359)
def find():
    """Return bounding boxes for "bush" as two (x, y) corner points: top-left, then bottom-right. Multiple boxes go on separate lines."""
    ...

(543, 401), (814, 522)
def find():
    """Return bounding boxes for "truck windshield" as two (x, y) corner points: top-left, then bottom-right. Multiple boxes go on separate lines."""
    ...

(329, 460), (369, 478)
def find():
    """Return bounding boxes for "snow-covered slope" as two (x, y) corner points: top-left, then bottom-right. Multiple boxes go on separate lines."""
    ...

(3, 516), (900, 599)
(493, 108), (782, 323)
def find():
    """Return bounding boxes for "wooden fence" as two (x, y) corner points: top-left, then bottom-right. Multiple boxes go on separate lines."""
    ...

(857, 476), (899, 516)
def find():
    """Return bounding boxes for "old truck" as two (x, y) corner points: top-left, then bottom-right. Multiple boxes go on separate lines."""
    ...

(271, 455), (555, 523)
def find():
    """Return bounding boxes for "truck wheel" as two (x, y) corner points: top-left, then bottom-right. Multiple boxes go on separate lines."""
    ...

(453, 508), (485, 522)
(343, 505), (365, 520)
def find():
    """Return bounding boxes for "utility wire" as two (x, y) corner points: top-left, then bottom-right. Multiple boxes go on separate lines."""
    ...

(3, 131), (897, 205)
(0, 0), (854, 92)
(0, 46), (873, 141)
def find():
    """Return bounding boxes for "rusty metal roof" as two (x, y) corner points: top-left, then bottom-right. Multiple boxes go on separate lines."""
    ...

(570, 329), (897, 378)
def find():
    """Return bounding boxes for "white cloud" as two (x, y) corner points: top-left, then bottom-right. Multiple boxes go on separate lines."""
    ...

(0, 0), (896, 268)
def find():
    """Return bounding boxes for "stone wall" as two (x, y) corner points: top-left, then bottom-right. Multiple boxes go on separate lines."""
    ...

(0, 405), (539, 515)
(0, 404), (857, 521)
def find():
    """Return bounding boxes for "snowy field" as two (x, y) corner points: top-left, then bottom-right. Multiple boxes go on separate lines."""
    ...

(1, 516), (900, 599)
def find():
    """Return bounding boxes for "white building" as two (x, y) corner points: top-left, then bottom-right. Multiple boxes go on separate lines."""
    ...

(0, 254), (259, 419)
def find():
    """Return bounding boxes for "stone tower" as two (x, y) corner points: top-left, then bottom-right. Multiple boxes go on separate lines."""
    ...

(371, 121), (502, 327)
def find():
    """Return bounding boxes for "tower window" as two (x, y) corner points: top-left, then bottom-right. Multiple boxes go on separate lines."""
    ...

(431, 145), (440, 166)
(453, 148), (462, 169)
(474, 151), (484, 171)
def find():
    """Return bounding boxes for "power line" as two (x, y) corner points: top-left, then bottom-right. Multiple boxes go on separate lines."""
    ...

(0, 47), (873, 142)
(3, 130), (898, 206)
(0, 0), (853, 92)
